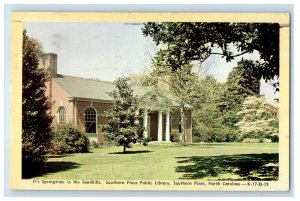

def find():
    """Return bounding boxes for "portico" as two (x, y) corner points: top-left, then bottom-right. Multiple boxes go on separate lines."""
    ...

(143, 109), (171, 142)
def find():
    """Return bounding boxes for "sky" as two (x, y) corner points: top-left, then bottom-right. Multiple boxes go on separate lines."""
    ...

(24, 22), (278, 102)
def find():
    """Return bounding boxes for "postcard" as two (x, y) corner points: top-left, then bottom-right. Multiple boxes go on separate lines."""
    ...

(10, 12), (290, 191)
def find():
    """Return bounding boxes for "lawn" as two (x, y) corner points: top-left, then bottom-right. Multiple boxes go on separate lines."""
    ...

(29, 143), (279, 181)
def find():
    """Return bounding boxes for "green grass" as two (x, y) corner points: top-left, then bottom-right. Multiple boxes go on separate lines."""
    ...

(28, 143), (279, 180)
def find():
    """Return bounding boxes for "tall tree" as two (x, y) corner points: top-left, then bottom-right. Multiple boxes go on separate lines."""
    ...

(220, 59), (261, 111)
(102, 77), (146, 153)
(22, 30), (53, 177)
(143, 63), (198, 142)
(191, 76), (229, 142)
(142, 22), (280, 90)
(218, 60), (261, 131)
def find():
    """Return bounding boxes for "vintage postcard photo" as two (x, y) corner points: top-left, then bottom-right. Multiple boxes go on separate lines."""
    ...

(10, 12), (290, 191)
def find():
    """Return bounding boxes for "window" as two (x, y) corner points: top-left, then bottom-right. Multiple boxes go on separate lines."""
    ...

(58, 106), (66, 124)
(85, 107), (97, 133)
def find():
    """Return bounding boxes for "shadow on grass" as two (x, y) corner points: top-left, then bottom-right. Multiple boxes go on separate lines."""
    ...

(47, 150), (94, 159)
(23, 161), (81, 179)
(108, 150), (153, 155)
(175, 153), (278, 180)
(48, 155), (69, 159)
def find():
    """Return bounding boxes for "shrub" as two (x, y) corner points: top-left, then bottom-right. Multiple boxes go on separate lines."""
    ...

(224, 129), (240, 142)
(170, 131), (181, 143)
(91, 140), (101, 148)
(51, 124), (90, 154)
(270, 135), (279, 142)
(192, 123), (240, 143)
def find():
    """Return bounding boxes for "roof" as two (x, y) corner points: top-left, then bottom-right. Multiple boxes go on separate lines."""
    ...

(53, 74), (192, 109)
(53, 74), (115, 101)
(133, 86), (191, 109)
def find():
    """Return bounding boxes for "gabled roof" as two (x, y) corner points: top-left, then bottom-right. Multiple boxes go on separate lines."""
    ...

(53, 74), (115, 101)
(133, 86), (191, 110)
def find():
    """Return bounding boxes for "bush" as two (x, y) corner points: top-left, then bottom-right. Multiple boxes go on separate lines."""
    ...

(192, 122), (240, 143)
(51, 124), (90, 154)
(170, 131), (181, 143)
(225, 129), (240, 142)
(270, 135), (279, 142)
(91, 140), (102, 148)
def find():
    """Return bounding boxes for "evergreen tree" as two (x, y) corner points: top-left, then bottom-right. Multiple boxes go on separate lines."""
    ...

(219, 60), (261, 129)
(102, 77), (145, 153)
(22, 30), (53, 177)
(224, 60), (261, 108)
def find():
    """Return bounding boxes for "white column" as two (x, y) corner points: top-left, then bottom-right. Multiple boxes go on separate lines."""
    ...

(143, 110), (148, 138)
(165, 110), (170, 142)
(158, 111), (163, 142)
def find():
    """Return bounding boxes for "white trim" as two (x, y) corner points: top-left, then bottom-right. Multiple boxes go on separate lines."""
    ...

(74, 100), (77, 126)
(158, 111), (163, 142)
(57, 106), (66, 124)
(143, 109), (148, 138)
(165, 110), (170, 142)
(84, 106), (98, 135)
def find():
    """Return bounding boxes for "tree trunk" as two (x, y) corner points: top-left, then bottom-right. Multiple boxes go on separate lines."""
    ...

(123, 146), (126, 154)
(179, 66), (186, 143)
(180, 102), (186, 143)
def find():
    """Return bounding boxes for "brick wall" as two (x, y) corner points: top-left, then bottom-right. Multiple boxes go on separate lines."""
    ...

(170, 109), (192, 143)
(76, 101), (112, 143)
(149, 112), (158, 141)
(50, 81), (74, 125)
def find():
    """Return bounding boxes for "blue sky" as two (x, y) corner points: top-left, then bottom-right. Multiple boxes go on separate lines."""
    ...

(24, 22), (278, 102)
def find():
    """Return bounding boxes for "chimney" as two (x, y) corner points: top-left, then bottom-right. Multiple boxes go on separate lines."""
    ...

(39, 53), (57, 78)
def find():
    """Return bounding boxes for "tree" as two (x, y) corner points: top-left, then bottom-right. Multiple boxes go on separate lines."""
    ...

(227, 60), (261, 96)
(142, 22), (280, 90)
(219, 60), (261, 130)
(235, 96), (279, 142)
(102, 77), (146, 153)
(22, 30), (53, 177)
(142, 62), (198, 142)
(189, 76), (231, 142)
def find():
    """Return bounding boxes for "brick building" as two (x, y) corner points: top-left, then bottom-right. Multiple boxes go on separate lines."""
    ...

(40, 53), (192, 143)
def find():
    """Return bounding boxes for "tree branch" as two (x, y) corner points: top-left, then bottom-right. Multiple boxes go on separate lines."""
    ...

(210, 51), (247, 58)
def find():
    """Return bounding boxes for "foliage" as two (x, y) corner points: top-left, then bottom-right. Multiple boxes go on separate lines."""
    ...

(189, 76), (238, 142)
(220, 59), (261, 112)
(142, 22), (279, 143)
(137, 86), (173, 112)
(51, 124), (90, 154)
(144, 62), (198, 142)
(236, 96), (279, 141)
(22, 30), (53, 177)
(91, 140), (102, 148)
(217, 59), (261, 134)
(102, 77), (146, 153)
(142, 23), (280, 143)
(142, 22), (279, 89)
(170, 131), (181, 143)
